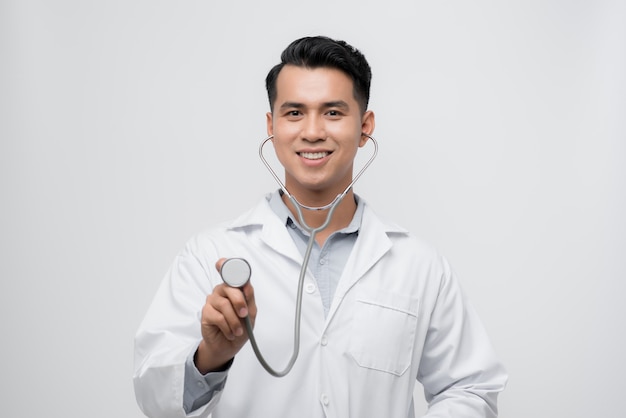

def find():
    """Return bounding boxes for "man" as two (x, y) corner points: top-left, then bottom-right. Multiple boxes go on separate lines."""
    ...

(133, 35), (507, 418)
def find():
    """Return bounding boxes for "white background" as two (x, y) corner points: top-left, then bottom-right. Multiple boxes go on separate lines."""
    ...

(1, 1), (625, 417)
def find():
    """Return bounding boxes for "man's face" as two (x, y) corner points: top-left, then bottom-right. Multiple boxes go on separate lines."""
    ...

(266, 65), (374, 200)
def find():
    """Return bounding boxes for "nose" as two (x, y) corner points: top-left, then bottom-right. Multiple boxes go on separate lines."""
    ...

(301, 114), (326, 142)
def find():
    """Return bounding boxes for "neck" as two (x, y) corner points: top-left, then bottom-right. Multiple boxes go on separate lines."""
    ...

(282, 190), (357, 235)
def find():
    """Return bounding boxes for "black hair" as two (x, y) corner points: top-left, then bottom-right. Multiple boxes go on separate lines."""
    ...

(265, 36), (372, 113)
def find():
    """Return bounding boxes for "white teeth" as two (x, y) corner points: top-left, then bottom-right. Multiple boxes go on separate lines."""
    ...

(300, 152), (328, 160)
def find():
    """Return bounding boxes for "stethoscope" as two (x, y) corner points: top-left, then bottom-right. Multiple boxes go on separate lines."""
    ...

(219, 133), (378, 377)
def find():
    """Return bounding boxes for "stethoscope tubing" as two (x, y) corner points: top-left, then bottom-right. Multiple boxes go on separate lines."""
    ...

(259, 134), (378, 215)
(245, 133), (378, 377)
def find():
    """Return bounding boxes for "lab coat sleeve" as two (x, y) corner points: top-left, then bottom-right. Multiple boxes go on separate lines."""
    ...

(133, 237), (224, 418)
(417, 256), (508, 418)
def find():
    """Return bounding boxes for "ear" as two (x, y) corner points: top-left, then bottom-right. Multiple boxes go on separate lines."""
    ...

(266, 112), (274, 136)
(359, 110), (375, 147)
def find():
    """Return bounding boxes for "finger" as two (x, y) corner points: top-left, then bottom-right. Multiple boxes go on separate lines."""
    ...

(206, 290), (245, 339)
(213, 283), (250, 325)
(203, 302), (237, 341)
(223, 285), (250, 318)
(215, 257), (227, 273)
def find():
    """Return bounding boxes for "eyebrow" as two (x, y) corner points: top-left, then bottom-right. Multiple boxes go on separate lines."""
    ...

(278, 100), (351, 111)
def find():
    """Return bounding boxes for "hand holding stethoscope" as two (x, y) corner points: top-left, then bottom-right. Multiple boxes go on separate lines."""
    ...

(195, 258), (257, 375)
(200, 134), (377, 377)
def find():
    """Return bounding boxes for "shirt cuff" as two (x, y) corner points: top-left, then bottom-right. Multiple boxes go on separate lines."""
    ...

(183, 347), (231, 413)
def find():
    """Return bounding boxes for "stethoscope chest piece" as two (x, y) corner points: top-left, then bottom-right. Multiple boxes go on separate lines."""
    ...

(220, 258), (251, 288)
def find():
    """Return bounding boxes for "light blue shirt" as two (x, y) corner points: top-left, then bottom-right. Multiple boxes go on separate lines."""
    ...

(268, 190), (362, 316)
(183, 190), (363, 413)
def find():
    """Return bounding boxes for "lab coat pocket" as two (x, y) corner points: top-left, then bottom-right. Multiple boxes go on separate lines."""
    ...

(348, 289), (419, 376)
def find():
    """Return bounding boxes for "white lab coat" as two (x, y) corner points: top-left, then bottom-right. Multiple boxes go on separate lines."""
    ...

(133, 194), (507, 418)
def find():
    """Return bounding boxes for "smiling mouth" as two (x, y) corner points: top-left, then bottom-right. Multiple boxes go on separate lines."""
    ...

(298, 151), (330, 160)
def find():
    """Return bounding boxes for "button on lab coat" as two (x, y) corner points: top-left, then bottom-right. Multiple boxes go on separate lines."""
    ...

(134, 195), (507, 418)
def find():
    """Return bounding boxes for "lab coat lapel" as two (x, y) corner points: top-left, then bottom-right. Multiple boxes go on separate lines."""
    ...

(261, 219), (303, 265)
(346, 208), (393, 286)
(327, 204), (404, 321)
(229, 195), (303, 265)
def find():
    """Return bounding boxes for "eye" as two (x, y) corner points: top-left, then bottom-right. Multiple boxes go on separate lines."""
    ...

(285, 110), (302, 118)
(326, 109), (343, 118)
